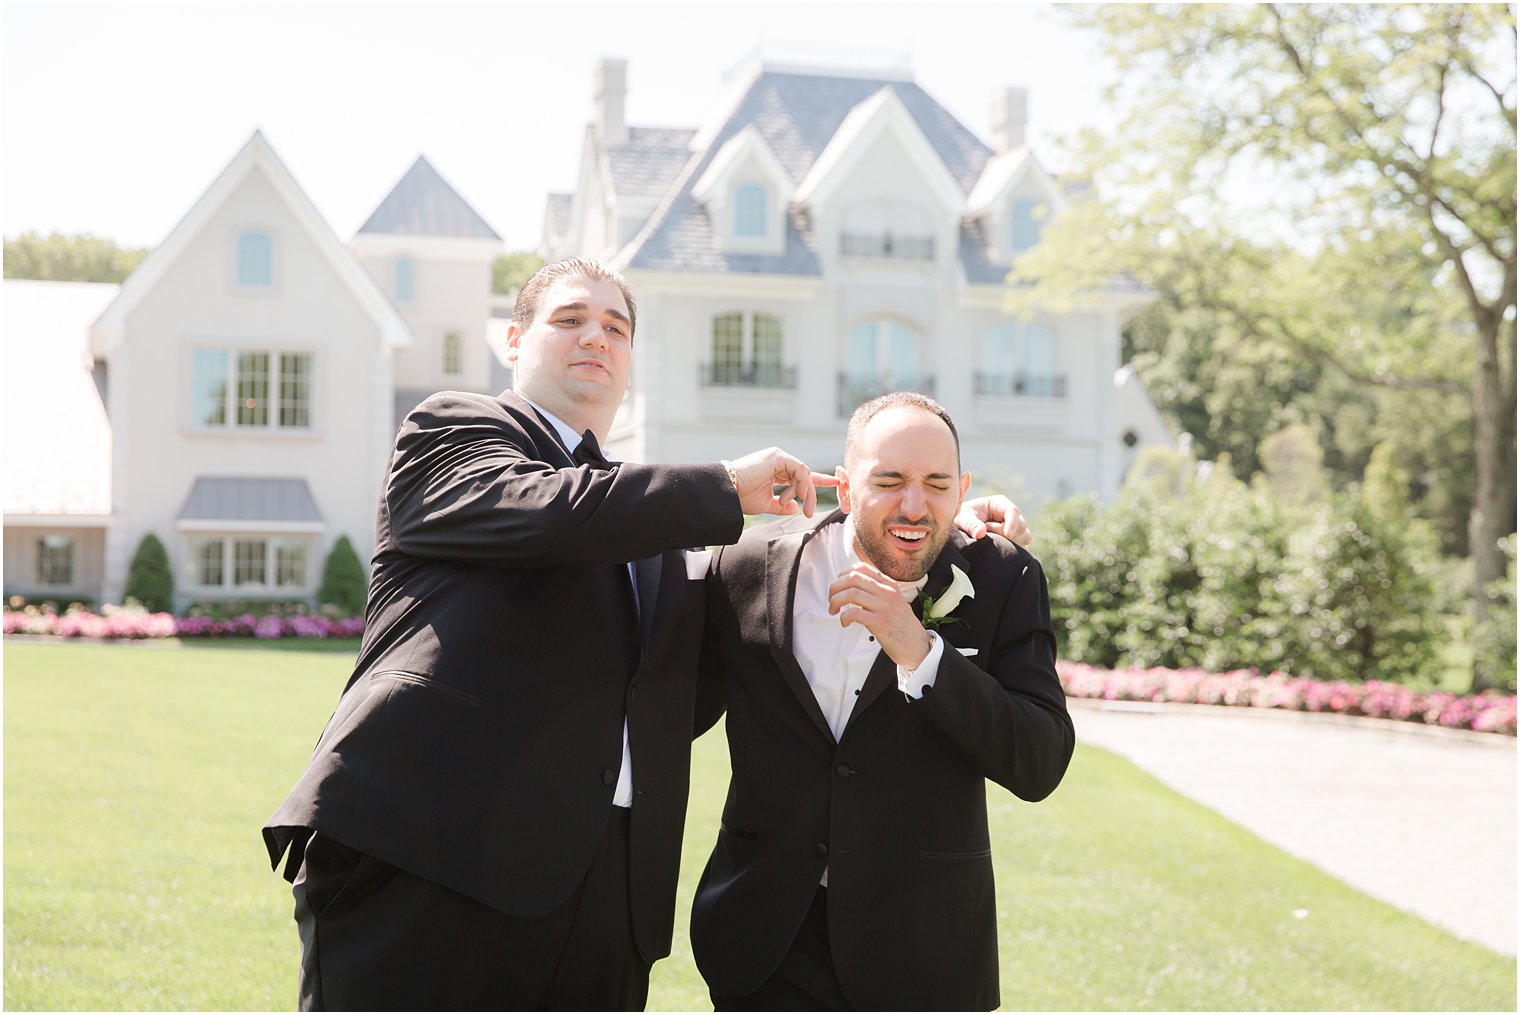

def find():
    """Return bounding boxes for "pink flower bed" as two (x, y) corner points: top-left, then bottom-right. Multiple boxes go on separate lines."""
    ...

(1059, 661), (1517, 736)
(3, 605), (364, 640)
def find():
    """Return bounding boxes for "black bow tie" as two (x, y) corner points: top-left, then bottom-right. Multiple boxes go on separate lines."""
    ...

(573, 430), (611, 469)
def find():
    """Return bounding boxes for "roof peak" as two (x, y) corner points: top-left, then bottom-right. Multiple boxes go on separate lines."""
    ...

(357, 155), (501, 241)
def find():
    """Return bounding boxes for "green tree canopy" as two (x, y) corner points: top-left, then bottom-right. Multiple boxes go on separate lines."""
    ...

(492, 252), (543, 296)
(124, 533), (173, 613)
(4, 232), (147, 283)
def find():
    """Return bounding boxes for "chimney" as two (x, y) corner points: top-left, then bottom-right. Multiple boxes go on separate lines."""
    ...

(990, 86), (1028, 152)
(594, 58), (628, 146)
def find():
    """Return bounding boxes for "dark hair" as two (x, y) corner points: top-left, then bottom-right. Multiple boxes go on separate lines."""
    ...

(512, 257), (637, 337)
(844, 391), (961, 469)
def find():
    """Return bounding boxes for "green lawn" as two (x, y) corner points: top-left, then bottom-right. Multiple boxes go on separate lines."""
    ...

(4, 641), (1514, 1011)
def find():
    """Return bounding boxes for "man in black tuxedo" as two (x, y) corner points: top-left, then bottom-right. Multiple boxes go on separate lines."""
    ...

(262, 257), (834, 1010)
(692, 392), (1075, 1011)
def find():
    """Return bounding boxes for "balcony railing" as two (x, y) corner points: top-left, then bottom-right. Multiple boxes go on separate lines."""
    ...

(975, 371), (1067, 398)
(839, 231), (935, 261)
(698, 362), (798, 389)
(837, 372), (936, 416)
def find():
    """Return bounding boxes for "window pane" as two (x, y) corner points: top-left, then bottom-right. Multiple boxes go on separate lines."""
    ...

(846, 322), (877, 381)
(1023, 324), (1056, 395)
(888, 322), (919, 389)
(237, 352), (270, 426)
(191, 349), (229, 427)
(233, 539), (267, 588)
(983, 324), (1017, 375)
(442, 333), (462, 375)
(35, 535), (74, 585)
(274, 542), (307, 588)
(394, 259), (414, 303)
(279, 354), (311, 428)
(753, 314), (782, 385)
(1011, 200), (1042, 253)
(734, 185), (767, 237)
(192, 538), (225, 587)
(712, 313), (744, 382)
(238, 233), (272, 287)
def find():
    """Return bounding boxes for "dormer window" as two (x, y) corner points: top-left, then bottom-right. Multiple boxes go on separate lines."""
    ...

(1010, 199), (1043, 253)
(734, 184), (768, 238)
(394, 259), (415, 304)
(237, 232), (272, 288)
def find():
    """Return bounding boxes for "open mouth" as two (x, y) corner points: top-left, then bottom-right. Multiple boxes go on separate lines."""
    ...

(888, 527), (929, 549)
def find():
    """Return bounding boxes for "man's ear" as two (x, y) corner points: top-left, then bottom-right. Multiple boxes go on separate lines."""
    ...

(504, 322), (522, 363)
(836, 465), (852, 514)
(959, 471), (971, 502)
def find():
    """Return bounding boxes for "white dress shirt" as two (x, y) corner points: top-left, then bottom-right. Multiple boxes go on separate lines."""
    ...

(526, 398), (636, 809)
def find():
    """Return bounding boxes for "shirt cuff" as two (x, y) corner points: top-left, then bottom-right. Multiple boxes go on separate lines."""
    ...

(897, 631), (943, 700)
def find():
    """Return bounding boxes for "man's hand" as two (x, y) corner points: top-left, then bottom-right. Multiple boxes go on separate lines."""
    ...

(955, 495), (1032, 547)
(727, 447), (838, 517)
(827, 561), (933, 670)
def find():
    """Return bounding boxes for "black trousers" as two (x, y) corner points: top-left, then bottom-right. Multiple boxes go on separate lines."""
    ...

(292, 807), (648, 1011)
(711, 885), (852, 1011)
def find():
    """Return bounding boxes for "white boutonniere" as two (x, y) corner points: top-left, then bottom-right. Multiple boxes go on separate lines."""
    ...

(919, 564), (974, 630)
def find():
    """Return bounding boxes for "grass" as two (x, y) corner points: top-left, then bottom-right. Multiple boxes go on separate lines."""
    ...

(4, 641), (1515, 1011)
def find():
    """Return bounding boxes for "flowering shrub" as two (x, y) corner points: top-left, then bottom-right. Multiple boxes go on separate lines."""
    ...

(1059, 661), (1518, 736)
(3, 603), (363, 640)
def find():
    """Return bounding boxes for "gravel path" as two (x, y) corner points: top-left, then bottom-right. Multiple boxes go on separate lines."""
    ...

(1070, 698), (1517, 956)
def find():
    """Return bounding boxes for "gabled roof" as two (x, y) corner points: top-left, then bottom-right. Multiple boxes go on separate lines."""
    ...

(691, 125), (794, 204)
(358, 155), (501, 239)
(605, 127), (696, 199)
(93, 131), (411, 352)
(620, 67), (995, 276)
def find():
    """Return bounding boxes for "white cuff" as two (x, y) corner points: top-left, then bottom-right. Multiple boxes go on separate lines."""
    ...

(896, 631), (943, 700)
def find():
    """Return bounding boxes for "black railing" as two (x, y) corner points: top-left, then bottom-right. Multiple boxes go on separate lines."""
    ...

(840, 231), (935, 261)
(698, 362), (798, 389)
(837, 373), (936, 416)
(975, 371), (1067, 398)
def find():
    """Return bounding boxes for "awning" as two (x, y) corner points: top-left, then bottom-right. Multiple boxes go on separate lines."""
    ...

(176, 477), (324, 533)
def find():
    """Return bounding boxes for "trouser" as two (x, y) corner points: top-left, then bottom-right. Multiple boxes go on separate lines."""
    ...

(710, 885), (852, 1011)
(292, 807), (649, 1011)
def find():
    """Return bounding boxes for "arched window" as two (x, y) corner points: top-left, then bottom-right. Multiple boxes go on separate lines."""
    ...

(394, 259), (415, 304)
(977, 321), (1062, 397)
(734, 184), (767, 237)
(442, 332), (462, 375)
(842, 319), (923, 413)
(237, 232), (272, 288)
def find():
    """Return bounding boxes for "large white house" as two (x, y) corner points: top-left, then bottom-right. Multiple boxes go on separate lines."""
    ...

(543, 58), (1170, 496)
(3, 133), (503, 608)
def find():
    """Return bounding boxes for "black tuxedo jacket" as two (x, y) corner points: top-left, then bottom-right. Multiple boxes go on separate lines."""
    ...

(690, 511), (1074, 1010)
(263, 389), (742, 962)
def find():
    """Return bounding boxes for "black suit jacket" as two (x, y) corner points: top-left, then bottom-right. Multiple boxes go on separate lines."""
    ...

(264, 389), (742, 962)
(690, 511), (1074, 1010)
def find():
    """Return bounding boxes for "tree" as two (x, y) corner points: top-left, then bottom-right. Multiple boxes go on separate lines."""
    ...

(316, 535), (368, 616)
(4, 231), (147, 282)
(124, 533), (173, 613)
(492, 252), (543, 296)
(1013, 4), (1515, 684)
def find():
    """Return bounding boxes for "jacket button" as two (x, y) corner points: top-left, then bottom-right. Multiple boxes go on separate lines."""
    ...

(814, 841), (828, 857)
(835, 763), (852, 778)
(602, 769), (617, 786)
(629, 685), (639, 701)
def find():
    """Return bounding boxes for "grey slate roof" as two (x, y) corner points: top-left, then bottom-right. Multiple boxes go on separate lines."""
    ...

(359, 155), (501, 240)
(606, 127), (695, 198)
(178, 477), (324, 524)
(625, 70), (996, 276)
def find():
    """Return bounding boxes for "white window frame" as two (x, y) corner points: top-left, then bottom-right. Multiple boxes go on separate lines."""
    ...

(189, 347), (314, 433)
(35, 535), (76, 587)
(185, 534), (314, 593)
(236, 231), (273, 289)
(708, 310), (786, 386)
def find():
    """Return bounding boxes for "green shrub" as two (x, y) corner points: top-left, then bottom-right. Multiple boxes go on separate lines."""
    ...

(1474, 535), (1517, 692)
(123, 533), (173, 613)
(316, 535), (368, 617)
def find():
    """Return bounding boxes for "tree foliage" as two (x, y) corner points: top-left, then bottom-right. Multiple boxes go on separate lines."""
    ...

(492, 251), (543, 295)
(123, 533), (173, 613)
(1013, 4), (1516, 682)
(316, 535), (368, 617)
(4, 232), (147, 283)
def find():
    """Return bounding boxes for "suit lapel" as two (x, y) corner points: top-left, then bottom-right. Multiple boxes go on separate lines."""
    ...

(633, 554), (661, 652)
(767, 522), (836, 743)
(846, 536), (974, 727)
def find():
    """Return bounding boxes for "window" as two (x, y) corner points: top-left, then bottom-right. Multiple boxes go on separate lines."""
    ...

(976, 321), (1065, 397)
(705, 311), (790, 387)
(190, 536), (310, 590)
(1010, 199), (1043, 253)
(394, 259), (414, 303)
(237, 232), (272, 288)
(841, 319), (923, 413)
(442, 332), (462, 375)
(734, 184), (767, 237)
(191, 348), (313, 431)
(35, 536), (74, 586)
